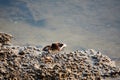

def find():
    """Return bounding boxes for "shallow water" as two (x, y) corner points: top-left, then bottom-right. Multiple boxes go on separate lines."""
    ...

(0, 0), (120, 66)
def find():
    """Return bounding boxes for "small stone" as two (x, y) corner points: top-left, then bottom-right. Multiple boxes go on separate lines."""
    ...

(19, 51), (25, 55)
(34, 64), (40, 69)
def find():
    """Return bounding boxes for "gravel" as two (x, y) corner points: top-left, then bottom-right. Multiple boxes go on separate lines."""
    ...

(0, 32), (120, 80)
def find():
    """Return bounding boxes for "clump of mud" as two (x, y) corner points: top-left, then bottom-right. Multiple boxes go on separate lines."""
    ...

(0, 33), (120, 80)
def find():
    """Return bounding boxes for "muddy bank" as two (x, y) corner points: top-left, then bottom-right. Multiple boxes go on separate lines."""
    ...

(0, 33), (120, 80)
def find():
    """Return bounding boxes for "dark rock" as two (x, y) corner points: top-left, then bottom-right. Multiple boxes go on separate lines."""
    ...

(0, 32), (13, 46)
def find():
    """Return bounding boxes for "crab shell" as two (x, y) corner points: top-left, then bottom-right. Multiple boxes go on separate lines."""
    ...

(42, 43), (67, 53)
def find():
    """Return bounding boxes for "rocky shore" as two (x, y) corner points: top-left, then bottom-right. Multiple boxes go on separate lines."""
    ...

(0, 33), (120, 80)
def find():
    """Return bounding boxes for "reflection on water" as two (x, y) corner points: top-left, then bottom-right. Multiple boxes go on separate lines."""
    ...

(0, 0), (120, 62)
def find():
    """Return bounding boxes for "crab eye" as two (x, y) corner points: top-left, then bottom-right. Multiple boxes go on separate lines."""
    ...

(58, 43), (63, 47)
